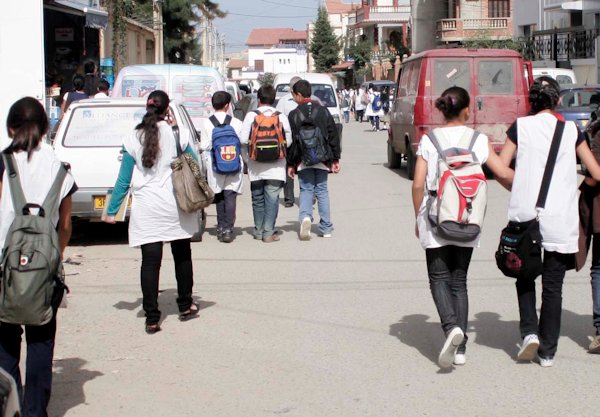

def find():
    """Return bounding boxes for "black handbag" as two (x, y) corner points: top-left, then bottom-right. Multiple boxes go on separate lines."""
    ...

(495, 121), (565, 280)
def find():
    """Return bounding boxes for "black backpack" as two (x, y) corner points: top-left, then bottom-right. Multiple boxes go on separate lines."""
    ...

(294, 107), (332, 167)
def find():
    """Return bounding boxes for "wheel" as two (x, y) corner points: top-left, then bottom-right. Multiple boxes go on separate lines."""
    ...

(406, 145), (416, 180)
(191, 209), (207, 242)
(387, 140), (402, 169)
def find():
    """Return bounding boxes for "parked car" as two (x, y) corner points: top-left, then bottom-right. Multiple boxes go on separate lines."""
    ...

(225, 80), (242, 104)
(388, 48), (533, 179)
(533, 68), (577, 85)
(556, 84), (600, 135)
(51, 97), (206, 239)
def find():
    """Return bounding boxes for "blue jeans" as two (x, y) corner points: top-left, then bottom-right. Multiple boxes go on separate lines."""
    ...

(591, 234), (600, 334)
(343, 110), (350, 123)
(251, 179), (283, 239)
(298, 168), (332, 235)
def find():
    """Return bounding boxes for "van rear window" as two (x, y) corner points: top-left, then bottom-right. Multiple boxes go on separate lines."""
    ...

(434, 60), (471, 95)
(478, 61), (514, 95)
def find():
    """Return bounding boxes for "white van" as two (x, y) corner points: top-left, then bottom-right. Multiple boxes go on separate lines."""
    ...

(273, 73), (342, 138)
(112, 64), (225, 129)
(532, 68), (577, 85)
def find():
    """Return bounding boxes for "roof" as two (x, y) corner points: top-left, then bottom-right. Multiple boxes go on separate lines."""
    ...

(325, 0), (357, 14)
(404, 48), (523, 63)
(246, 28), (308, 46)
(227, 59), (248, 69)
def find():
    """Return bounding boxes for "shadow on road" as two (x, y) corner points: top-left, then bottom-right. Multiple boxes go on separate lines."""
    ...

(114, 290), (216, 322)
(470, 312), (518, 358)
(69, 221), (129, 246)
(389, 314), (441, 365)
(49, 357), (103, 417)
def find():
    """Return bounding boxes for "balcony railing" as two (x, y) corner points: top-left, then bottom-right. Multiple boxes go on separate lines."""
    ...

(353, 5), (410, 26)
(436, 18), (512, 42)
(520, 28), (600, 61)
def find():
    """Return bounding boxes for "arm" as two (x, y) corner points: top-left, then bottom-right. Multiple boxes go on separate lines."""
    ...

(239, 113), (255, 146)
(499, 138), (517, 167)
(58, 195), (72, 258)
(324, 109), (341, 161)
(412, 156), (427, 218)
(577, 140), (600, 181)
(485, 143), (514, 191)
(102, 150), (134, 222)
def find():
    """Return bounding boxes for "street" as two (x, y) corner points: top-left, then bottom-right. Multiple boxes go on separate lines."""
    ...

(50, 119), (598, 417)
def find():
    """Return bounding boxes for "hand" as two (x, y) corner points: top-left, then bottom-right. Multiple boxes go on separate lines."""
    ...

(330, 161), (341, 174)
(585, 177), (597, 187)
(287, 166), (296, 179)
(101, 214), (116, 224)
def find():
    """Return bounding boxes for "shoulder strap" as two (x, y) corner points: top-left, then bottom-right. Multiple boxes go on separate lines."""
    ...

(209, 115), (220, 128)
(468, 130), (480, 152)
(172, 125), (182, 156)
(2, 153), (27, 214)
(536, 120), (565, 209)
(223, 115), (232, 125)
(426, 129), (444, 157)
(41, 163), (69, 214)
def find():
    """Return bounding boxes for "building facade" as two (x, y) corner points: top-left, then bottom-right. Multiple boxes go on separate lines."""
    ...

(245, 28), (308, 74)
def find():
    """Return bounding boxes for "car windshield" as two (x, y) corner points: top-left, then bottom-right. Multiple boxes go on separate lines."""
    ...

(275, 83), (336, 107)
(62, 105), (146, 147)
(557, 89), (600, 109)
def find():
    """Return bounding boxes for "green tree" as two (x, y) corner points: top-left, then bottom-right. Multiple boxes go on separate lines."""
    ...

(347, 36), (372, 71)
(258, 72), (275, 86)
(310, 7), (340, 72)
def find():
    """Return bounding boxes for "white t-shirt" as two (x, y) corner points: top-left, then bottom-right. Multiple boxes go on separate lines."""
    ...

(507, 112), (584, 253)
(0, 143), (76, 248)
(416, 126), (490, 249)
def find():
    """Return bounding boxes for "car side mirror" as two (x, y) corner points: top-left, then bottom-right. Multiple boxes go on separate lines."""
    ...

(233, 108), (245, 121)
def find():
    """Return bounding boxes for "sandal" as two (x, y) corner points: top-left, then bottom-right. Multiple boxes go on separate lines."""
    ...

(145, 323), (161, 334)
(179, 303), (200, 321)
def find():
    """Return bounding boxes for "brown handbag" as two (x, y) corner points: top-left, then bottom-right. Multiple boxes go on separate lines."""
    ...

(170, 126), (214, 213)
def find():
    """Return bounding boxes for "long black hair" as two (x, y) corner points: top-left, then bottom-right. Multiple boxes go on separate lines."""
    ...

(435, 86), (470, 121)
(529, 76), (560, 114)
(6, 97), (49, 160)
(136, 90), (169, 168)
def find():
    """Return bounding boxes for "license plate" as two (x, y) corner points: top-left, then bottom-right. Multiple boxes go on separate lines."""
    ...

(94, 196), (132, 210)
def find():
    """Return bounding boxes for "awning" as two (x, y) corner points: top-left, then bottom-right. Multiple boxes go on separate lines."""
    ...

(54, 0), (109, 29)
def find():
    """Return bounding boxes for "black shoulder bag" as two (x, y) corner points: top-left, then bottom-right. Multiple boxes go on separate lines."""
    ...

(495, 120), (565, 280)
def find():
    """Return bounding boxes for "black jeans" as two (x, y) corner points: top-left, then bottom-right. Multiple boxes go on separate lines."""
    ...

(0, 316), (56, 417)
(426, 246), (473, 353)
(140, 239), (194, 325)
(356, 109), (364, 122)
(284, 176), (295, 205)
(516, 250), (568, 358)
(214, 190), (237, 232)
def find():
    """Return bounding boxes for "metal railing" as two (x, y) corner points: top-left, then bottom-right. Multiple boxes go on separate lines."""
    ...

(520, 28), (600, 61)
(437, 18), (509, 32)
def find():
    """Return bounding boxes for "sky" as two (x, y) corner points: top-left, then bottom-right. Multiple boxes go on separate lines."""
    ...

(213, 0), (325, 53)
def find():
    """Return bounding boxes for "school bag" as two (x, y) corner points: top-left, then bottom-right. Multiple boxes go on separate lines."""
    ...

(294, 106), (333, 167)
(341, 92), (350, 108)
(372, 95), (382, 111)
(360, 92), (370, 105)
(210, 115), (242, 174)
(249, 110), (286, 162)
(426, 128), (487, 242)
(0, 153), (68, 326)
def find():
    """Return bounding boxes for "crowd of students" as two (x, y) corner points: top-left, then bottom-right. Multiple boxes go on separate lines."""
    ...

(338, 84), (392, 131)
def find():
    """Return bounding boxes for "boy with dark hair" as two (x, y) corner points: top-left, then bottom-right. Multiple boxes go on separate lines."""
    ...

(94, 79), (110, 98)
(241, 85), (292, 242)
(83, 60), (100, 96)
(199, 90), (244, 243)
(288, 80), (341, 240)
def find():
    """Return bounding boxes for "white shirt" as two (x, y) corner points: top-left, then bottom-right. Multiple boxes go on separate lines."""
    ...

(199, 112), (244, 194)
(123, 121), (197, 247)
(94, 92), (109, 98)
(275, 93), (298, 117)
(365, 91), (384, 117)
(240, 105), (292, 182)
(354, 88), (366, 111)
(508, 112), (581, 253)
(416, 126), (490, 249)
(0, 143), (76, 248)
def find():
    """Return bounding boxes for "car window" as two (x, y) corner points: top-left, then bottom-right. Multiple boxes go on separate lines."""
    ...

(119, 76), (165, 97)
(171, 75), (217, 128)
(556, 75), (574, 85)
(433, 59), (471, 95)
(179, 105), (200, 143)
(311, 84), (337, 107)
(478, 60), (514, 95)
(558, 90), (600, 109)
(62, 106), (145, 147)
(408, 61), (421, 95)
(276, 84), (289, 94)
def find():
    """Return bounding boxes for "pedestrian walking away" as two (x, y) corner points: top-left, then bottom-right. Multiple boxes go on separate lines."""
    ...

(354, 86), (366, 123)
(340, 86), (351, 124)
(0, 97), (77, 416)
(412, 86), (513, 369)
(498, 76), (600, 367)
(199, 90), (244, 243)
(102, 90), (200, 334)
(365, 86), (384, 131)
(287, 80), (341, 241)
(242, 85), (292, 242)
(94, 78), (110, 98)
(60, 74), (88, 117)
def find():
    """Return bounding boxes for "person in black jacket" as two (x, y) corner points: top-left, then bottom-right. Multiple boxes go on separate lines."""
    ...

(287, 80), (341, 240)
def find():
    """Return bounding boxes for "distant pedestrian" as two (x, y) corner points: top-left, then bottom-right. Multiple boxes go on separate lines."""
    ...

(288, 80), (341, 240)
(102, 90), (200, 334)
(365, 87), (384, 131)
(340, 86), (351, 124)
(83, 60), (100, 97)
(241, 85), (292, 242)
(412, 86), (513, 369)
(354, 86), (366, 123)
(199, 91), (244, 243)
(94, 78), (110, 98)
(0, 97), (76, 416)
(60, 74), (88, 116)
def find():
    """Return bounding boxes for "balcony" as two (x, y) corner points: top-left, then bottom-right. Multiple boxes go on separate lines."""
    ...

(351, 5), (410, 28)
(520, 27), (600, 61)
(436, 18), (513, 43)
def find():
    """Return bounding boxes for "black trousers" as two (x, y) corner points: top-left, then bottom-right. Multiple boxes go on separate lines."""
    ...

(214, 190), (237, 232)
(140, 239), (194, 325)
(516, 250), (568, 358)
(284, 176), (295, 205)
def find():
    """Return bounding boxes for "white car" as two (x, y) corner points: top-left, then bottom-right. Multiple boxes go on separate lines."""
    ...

(51, 97), (206, 238)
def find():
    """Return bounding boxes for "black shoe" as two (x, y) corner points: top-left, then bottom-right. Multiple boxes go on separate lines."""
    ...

(284, 201), (294, 208)
(145, 323), (161, 334)
(221, 230), (233, 243)
(216, 229), (223, 241)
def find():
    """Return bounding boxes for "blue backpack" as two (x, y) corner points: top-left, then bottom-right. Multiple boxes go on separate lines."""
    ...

(372, 95), (382, 111)
(210, 115), (241, 174)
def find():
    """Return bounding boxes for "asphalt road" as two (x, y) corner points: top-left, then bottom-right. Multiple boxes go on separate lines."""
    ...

(49, 119), (599, 417)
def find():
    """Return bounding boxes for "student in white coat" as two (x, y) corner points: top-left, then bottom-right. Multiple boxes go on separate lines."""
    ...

(364, 87), (385, 131)
(199, 91), (244, 243)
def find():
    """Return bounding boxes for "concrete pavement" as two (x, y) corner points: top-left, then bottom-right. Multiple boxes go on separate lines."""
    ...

(49, 120), (598, 416)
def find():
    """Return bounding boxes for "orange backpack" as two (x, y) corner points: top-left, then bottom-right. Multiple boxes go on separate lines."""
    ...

(249, 110), (286, 162)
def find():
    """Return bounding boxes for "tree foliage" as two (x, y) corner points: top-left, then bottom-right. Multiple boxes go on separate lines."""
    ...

(310, 7), (340, 72)
(462, 34), (524, 55)
(258, 72), (275, 86)
(347, 36), (372, 71)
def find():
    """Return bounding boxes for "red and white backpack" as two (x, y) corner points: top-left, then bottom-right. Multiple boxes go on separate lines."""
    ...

(426, 128), (487, 242)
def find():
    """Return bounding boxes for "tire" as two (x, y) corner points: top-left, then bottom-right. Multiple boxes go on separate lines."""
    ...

(406, 145), (416, 180)
(387, 140), (402, 169)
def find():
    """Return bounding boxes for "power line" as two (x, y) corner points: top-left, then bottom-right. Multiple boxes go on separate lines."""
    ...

(258, 0), (318, 9)
(227, 12), (315, 18)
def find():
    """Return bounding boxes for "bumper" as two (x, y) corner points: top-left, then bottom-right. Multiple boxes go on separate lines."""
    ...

(71, 188), (113, 220)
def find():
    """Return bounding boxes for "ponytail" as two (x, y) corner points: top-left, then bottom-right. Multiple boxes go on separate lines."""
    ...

(135, 90), (170, 168)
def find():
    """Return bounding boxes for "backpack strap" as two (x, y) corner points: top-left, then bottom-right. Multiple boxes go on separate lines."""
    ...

(209, 115), (220, 128)
(41, 162), (69, 216)
(2, 153), (27, 214)
(536, 120), (565, 209)
(172, 125), (182, 157)
(468, 130), (480, 152)
(426, 129), (444, 157)
(223, 115), (232, 125)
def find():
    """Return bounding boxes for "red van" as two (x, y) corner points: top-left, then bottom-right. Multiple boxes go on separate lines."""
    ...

(387, 48), (533, 179)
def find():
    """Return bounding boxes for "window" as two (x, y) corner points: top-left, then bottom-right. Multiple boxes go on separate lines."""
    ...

(408, 61), (421, 95)
(433, 60), (471, 95)
(488, 0), (510, 18)
(478, 61), (513, 95)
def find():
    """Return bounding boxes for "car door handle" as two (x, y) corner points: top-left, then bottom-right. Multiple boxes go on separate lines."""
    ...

(477, 97), (483, 110)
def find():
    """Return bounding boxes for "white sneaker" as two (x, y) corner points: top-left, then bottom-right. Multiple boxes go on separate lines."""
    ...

(453, 353), (466, 366)
(517, 334), (539, 361)
(537, 354), (554, 367)
(319, 233), (332, 238)
(299, 217), (312, 241)
(438, 327), (464, 368)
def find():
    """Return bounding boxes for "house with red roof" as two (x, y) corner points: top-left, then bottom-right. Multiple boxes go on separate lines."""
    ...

(246, 28), (308, 74)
